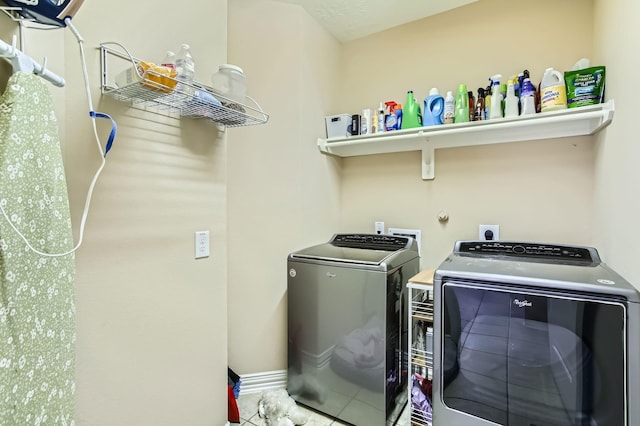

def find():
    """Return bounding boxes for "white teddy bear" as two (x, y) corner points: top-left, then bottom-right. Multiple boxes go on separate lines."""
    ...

(258, 388), (309, 426)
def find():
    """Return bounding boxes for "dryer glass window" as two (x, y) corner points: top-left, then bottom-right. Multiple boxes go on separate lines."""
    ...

(441, 281), (626, 426)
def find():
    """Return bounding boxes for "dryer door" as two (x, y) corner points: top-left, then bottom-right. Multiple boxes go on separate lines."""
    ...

(437, 280), (627, 426)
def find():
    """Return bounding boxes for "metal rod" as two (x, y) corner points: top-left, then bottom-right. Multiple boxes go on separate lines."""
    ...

(0, 36), (65, 87)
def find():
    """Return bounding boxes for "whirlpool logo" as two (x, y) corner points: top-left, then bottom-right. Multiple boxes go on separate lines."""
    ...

(513, 299), (532, 308)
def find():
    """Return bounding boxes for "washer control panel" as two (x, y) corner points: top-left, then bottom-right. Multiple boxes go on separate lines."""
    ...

(331, 233), (411, 251)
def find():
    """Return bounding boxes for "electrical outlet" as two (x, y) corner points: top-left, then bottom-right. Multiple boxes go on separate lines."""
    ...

(388, 227), (422, 256)
(479, 224), (500, 241)
(195, 231), (210, 259)
(374, 221), (385, 235)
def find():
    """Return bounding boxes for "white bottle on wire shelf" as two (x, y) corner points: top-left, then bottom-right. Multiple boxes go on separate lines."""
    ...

(161, 51), (176, 70)
(175, 44), (195, 98)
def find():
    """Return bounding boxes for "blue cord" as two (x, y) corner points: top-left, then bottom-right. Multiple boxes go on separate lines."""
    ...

(89, 111), (117, 156)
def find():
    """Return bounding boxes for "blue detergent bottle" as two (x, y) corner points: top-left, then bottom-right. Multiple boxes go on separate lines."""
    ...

(423, 88), (444, 126)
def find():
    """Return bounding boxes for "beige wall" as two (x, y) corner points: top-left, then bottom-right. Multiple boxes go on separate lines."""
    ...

(2, 0), (231, 424)
(227, 0), (342, 374)
(593, 0), (640, 287)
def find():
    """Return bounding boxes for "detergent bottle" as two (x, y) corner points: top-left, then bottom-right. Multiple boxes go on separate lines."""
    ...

(401, 91), (422, 129)
(489, 74), (503, 119)
(540, 67), (567, 112)
(423, 88), (444, 126)
(384, 101), (399, 131)
(454, 83), (469, 123)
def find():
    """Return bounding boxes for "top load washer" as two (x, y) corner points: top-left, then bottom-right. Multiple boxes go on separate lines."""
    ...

(287, 234), (420, 425)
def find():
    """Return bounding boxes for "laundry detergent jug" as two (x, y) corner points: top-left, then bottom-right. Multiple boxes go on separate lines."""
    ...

(540, 67), (567, 112)
(423, 88), (444, 126)
(401, 90), (422, 129)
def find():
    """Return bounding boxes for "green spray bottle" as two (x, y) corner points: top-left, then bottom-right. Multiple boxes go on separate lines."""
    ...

(401, 90), (422, 129)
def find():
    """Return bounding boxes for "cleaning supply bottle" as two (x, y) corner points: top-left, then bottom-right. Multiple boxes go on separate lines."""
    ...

(518, 72), (525, 94)
(474, 87), (485, 121)
(384, 101), (399, 131)
(423, 88), (444, 126)
(484, 83), (492, 120)
(443, 91), (455, 124)
(396, 104), (403, 130)
(454, 84), (469, 123)
(500, 82), (507, 116)
(540, 67), (567, 112)
(468, 91), (475, 122)
(489, 74), (503, 119)
(513, 73), (522, 100)
(504, 79), (519, 118)
(401, 91), (422, 129)
(520, 77), (537, 116)
(377, 102), (385, 133)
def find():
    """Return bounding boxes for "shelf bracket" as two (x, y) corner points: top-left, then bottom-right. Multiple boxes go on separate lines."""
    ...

(421, 145), (435, 180)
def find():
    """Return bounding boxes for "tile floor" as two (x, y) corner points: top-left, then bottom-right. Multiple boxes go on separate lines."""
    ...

(234, 391), (411, 426)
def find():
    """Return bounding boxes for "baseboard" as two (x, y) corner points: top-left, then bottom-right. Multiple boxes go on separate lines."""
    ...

(238, 369), (287, 395)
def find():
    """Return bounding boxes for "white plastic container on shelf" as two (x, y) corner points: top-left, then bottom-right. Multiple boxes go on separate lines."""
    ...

(211, 64), (247, 104)
(540, 67), (567, 112)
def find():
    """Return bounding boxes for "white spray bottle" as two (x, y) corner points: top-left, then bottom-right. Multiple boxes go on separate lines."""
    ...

(489, 74), (503, 120)
(504, 79), (519, 118)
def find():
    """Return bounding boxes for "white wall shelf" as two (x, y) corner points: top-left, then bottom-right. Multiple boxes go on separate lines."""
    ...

(318, 100), (614, 180)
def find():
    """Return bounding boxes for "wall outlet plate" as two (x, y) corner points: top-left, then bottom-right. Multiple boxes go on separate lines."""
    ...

(195, 230), (210, 259)
(479, 224), (500, 241)
(374, 221), (385, 235)
(388, 227), (422, 256)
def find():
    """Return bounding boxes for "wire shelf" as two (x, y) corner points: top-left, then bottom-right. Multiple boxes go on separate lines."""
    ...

(99, 44), (269, 128)
(411, 291), (433, 322)
(408, 283), (434, 425)
(410, 409), (433, 426)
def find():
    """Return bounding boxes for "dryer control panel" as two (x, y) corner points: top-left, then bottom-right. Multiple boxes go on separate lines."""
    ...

(455, 240), (600, 265)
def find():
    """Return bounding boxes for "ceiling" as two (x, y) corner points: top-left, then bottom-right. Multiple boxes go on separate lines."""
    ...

(272, 0), (479, 43)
